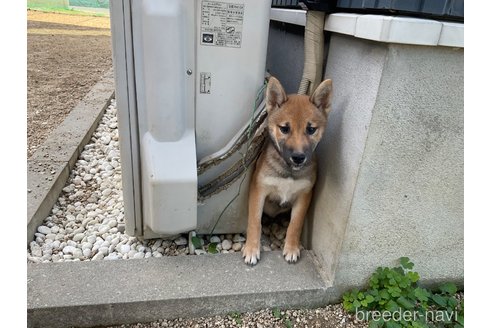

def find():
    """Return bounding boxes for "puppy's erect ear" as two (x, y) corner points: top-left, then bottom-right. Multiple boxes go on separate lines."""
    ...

(266, 77), (287, 114)
(310, 79), (332, 116)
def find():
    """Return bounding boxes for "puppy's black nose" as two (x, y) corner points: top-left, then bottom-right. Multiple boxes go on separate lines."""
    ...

(291, 153), (306, 165)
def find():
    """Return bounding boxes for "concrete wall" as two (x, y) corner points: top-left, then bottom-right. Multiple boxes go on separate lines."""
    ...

(307, 34), (388, 284)
(329, 35), (464, 294)
(265, 24), (464, 296)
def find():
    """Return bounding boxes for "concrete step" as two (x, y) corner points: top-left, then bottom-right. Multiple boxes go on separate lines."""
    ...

(27, 250), (331, 327)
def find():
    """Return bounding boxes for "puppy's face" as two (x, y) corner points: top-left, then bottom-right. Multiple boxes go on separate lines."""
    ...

(265, 77), (332, 170)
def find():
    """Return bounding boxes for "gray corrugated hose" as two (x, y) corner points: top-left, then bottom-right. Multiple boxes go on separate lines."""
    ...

(298, 10), (326, 96)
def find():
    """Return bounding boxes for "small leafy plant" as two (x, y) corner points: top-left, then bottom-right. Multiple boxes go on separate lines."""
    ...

(207, 242), (218, 254)
(272, 308), (293, 328)
(191, 235), (218, 254)
(342, 257), (463, 328)
(229, 311), (242, 325)
(191, 236), (202, 250)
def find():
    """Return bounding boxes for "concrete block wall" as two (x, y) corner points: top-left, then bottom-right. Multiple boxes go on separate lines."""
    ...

(307, 34), (388, 285)
(320, 35), (463, 297)
(265, 22), (464, 296)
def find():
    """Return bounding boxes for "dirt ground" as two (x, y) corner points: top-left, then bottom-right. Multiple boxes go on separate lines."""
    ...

(27, 10), (113, 158)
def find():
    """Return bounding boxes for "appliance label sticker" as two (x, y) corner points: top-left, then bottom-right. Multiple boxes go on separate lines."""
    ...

(200, 1), (244, 48)
(200, 72), (211, 94)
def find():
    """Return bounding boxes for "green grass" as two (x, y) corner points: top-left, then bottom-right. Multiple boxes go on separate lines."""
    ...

(27, 6), (109, 17)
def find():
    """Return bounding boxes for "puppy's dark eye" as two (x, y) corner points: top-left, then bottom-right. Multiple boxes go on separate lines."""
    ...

(306, 126), (317, 135)
(279, 125), (290, 134)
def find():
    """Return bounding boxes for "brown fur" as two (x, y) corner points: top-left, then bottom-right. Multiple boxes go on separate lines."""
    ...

(243, 77), (332, 265)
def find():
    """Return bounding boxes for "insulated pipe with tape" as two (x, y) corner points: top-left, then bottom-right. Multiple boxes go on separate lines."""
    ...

(298, 10), (326, 96)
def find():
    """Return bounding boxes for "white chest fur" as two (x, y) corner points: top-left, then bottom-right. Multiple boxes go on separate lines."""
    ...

(262, 176), (312, 206)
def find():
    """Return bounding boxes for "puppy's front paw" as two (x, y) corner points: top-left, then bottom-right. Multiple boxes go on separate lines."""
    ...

(242, 242), (260, 265)
(283, 243), (301, 263)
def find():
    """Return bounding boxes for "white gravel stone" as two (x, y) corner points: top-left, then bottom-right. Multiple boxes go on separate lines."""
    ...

(101, 135), (111, 145)
(42, 249), (53, 257)
(98, 247), (109, 256)
(52, 240), (61, 249)
(72, 248), (83, 259)
(119, 244), (131, 254)
(232, 234), (246, 243)
(37, 226), (51, 235)
(106, 253), (119, 260)
(221, 239), (232, 251)
(73, 227), (85, 235)
(51, 254), (62, 262)
(73, 233), (85, 242)
(232, 242), (243, 251)
(30, 242), (42, 257)
(102, 188), (112, 197)
(62, 246), (76, 255)
(174, 236), (187, 246)
(92, 251), (105, 261)
(27, 101), (289, 265)
(41, 242), (52, 251)
(87, 235), (97, 244)
(45, 233), (56, 241)
(160, 240), (171, 248)
(151, 240), (162, 250)
(81, 217), (92, 228)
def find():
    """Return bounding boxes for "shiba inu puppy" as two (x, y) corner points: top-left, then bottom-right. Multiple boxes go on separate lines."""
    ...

(242, 77), (332, 265)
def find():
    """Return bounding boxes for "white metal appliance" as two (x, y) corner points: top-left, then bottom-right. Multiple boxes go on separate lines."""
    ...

(109, 0), (270, 238)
